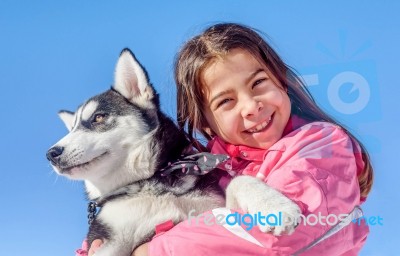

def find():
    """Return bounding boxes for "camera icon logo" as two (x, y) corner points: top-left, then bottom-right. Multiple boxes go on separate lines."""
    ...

(299, 60), (380, 125)
(327, 71), (370, 115)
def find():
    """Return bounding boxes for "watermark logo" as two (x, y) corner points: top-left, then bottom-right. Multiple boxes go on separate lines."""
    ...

(298, 31), (381, 152)
(187, 209), (383, 231)
(327, 71), (370, 115)
(300, 61), (379, 122)
(352, 215), (383, 226)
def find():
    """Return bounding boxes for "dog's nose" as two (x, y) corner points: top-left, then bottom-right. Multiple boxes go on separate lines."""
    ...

(46, 146), (64, 164)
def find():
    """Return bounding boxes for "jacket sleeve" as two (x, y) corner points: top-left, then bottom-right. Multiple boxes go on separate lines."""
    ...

(149, 123), (369, 256)
(262, 122), (364, 216)
(260, 122), (369, 254)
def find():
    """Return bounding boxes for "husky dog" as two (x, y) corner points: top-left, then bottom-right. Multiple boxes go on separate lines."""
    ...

(47, 49), (300, 255)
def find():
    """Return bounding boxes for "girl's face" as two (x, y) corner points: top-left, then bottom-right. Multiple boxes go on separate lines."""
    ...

(202, 48), (291, 149)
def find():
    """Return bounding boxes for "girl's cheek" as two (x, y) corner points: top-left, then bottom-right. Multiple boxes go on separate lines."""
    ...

(266, 90), (283, 103)
(215, 115), (237, 143)
(219, 113), (236, 131)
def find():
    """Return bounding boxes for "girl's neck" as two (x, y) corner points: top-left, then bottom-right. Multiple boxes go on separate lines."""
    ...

(282, 114), (309, 137)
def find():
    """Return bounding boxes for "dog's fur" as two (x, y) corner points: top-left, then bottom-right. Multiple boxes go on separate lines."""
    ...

(47, 49), (300, 255)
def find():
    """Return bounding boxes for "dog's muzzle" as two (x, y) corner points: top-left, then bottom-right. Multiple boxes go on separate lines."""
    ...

(46, 146), (64, 165)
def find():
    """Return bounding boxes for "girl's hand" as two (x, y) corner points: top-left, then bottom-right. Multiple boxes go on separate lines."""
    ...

(132, 242), (149, 256)
(88, 239), (103, 255)
(87, 240), (149, 256)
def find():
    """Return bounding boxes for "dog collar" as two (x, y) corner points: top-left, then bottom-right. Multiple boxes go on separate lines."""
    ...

(160, 152), (229, 176)
(86, 152), (230, 225)
(87, 183), (140, 225)
(87, 201), (98, 225)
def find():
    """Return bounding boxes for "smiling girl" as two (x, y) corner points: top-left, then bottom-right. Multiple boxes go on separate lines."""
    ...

(88, 22), (373, 256)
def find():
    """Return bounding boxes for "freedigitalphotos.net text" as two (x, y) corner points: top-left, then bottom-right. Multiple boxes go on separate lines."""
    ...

(187, 209), (382, 231)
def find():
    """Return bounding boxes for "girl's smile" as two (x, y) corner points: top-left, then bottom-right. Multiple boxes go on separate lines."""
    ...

(202, 48), (291, 149)
(244, 113), (273, 134)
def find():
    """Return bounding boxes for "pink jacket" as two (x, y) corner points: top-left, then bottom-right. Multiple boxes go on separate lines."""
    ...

(149, 118), (369, 255)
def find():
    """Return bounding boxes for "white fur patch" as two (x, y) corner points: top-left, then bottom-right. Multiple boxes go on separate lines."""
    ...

(225, 175), (301, 236)
(71, 106), (83, 132)
(81, 101), (99, 121)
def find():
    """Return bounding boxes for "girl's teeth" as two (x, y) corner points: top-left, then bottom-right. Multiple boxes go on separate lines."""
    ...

(248, 116), (272, 133)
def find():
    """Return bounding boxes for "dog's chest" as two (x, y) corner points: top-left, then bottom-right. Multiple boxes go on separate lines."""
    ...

(97, 191), (186, 233)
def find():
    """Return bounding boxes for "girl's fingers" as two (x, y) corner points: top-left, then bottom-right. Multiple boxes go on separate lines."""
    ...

(88, 239), (103, 256)
(132, 242), (149, 256)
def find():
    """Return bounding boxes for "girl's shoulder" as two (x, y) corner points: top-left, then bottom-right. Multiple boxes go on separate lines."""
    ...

(284, 115), (345, 138)
(273, 120), (354, 153)
(289, 120), (346, 137)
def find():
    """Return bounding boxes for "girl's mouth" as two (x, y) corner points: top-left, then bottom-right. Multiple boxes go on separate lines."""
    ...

(245, 113), (274, 134)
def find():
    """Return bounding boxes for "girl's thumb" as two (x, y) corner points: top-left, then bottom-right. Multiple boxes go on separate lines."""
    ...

(88, 239), (103, 256)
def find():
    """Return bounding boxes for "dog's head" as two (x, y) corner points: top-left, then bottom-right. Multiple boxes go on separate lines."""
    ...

(47, 49), (161, 195)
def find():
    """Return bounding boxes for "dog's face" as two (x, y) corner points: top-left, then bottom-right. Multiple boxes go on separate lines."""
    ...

(47, 49), (159, 184)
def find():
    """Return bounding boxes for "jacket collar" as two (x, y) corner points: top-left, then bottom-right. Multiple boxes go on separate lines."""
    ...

(207, 115), (309, 162)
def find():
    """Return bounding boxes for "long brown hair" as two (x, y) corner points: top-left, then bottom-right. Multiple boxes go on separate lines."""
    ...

(174, 22), (373, 198)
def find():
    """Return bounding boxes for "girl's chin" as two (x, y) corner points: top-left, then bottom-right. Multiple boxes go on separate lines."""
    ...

(241, 133), (279, 149)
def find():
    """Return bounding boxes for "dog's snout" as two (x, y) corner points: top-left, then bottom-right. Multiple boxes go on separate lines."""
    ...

(46, 146), (64, 164)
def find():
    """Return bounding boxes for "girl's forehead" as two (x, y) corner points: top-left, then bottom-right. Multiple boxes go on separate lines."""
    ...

(213, 48), (270, 70)
(199, 48), (283, 96)
(202, 49), (267, 82)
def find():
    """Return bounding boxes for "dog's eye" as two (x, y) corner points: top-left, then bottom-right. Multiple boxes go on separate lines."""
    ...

(93, 114), (106, 123)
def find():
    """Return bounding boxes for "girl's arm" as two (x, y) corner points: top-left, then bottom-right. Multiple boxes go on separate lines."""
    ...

(86, 240), (149, 256)
(85, 122), (368, 256)
(132, 243), (149, 256)
(147, 123), (369, 256)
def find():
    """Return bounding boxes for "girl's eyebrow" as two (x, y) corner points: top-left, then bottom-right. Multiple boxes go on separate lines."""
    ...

(209, 89), (233, 107)
(208, 68), (265, 107)
(245, 68), (265, 84)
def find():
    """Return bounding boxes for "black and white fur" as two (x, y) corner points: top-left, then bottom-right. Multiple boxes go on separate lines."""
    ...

(47, 49), (301, 255)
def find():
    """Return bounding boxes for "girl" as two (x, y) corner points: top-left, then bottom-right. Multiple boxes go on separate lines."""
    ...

(89, 22), (373, 256)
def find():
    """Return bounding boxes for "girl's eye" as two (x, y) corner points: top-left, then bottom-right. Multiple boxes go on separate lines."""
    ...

(216, 98), (231, 109)
(252, 78), (266, 88)
(93, 114), (106, 123)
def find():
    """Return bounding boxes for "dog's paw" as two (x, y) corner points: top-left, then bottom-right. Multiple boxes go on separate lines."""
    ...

(226, 176), (301, 236)
(250, 194), (301, 236)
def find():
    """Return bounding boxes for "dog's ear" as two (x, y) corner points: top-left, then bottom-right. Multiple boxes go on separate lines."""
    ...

(58, 110), (75, 131)
(113, 48), (155, 108)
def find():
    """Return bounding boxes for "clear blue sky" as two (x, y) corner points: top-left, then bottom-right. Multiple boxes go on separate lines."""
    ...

(1, 1), (398, 255)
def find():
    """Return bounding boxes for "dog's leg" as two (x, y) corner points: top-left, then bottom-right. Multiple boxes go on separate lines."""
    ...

(225, 175), (301, 235)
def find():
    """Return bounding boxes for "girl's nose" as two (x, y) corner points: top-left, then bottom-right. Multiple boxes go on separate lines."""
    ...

(241, 98), (263, 117)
